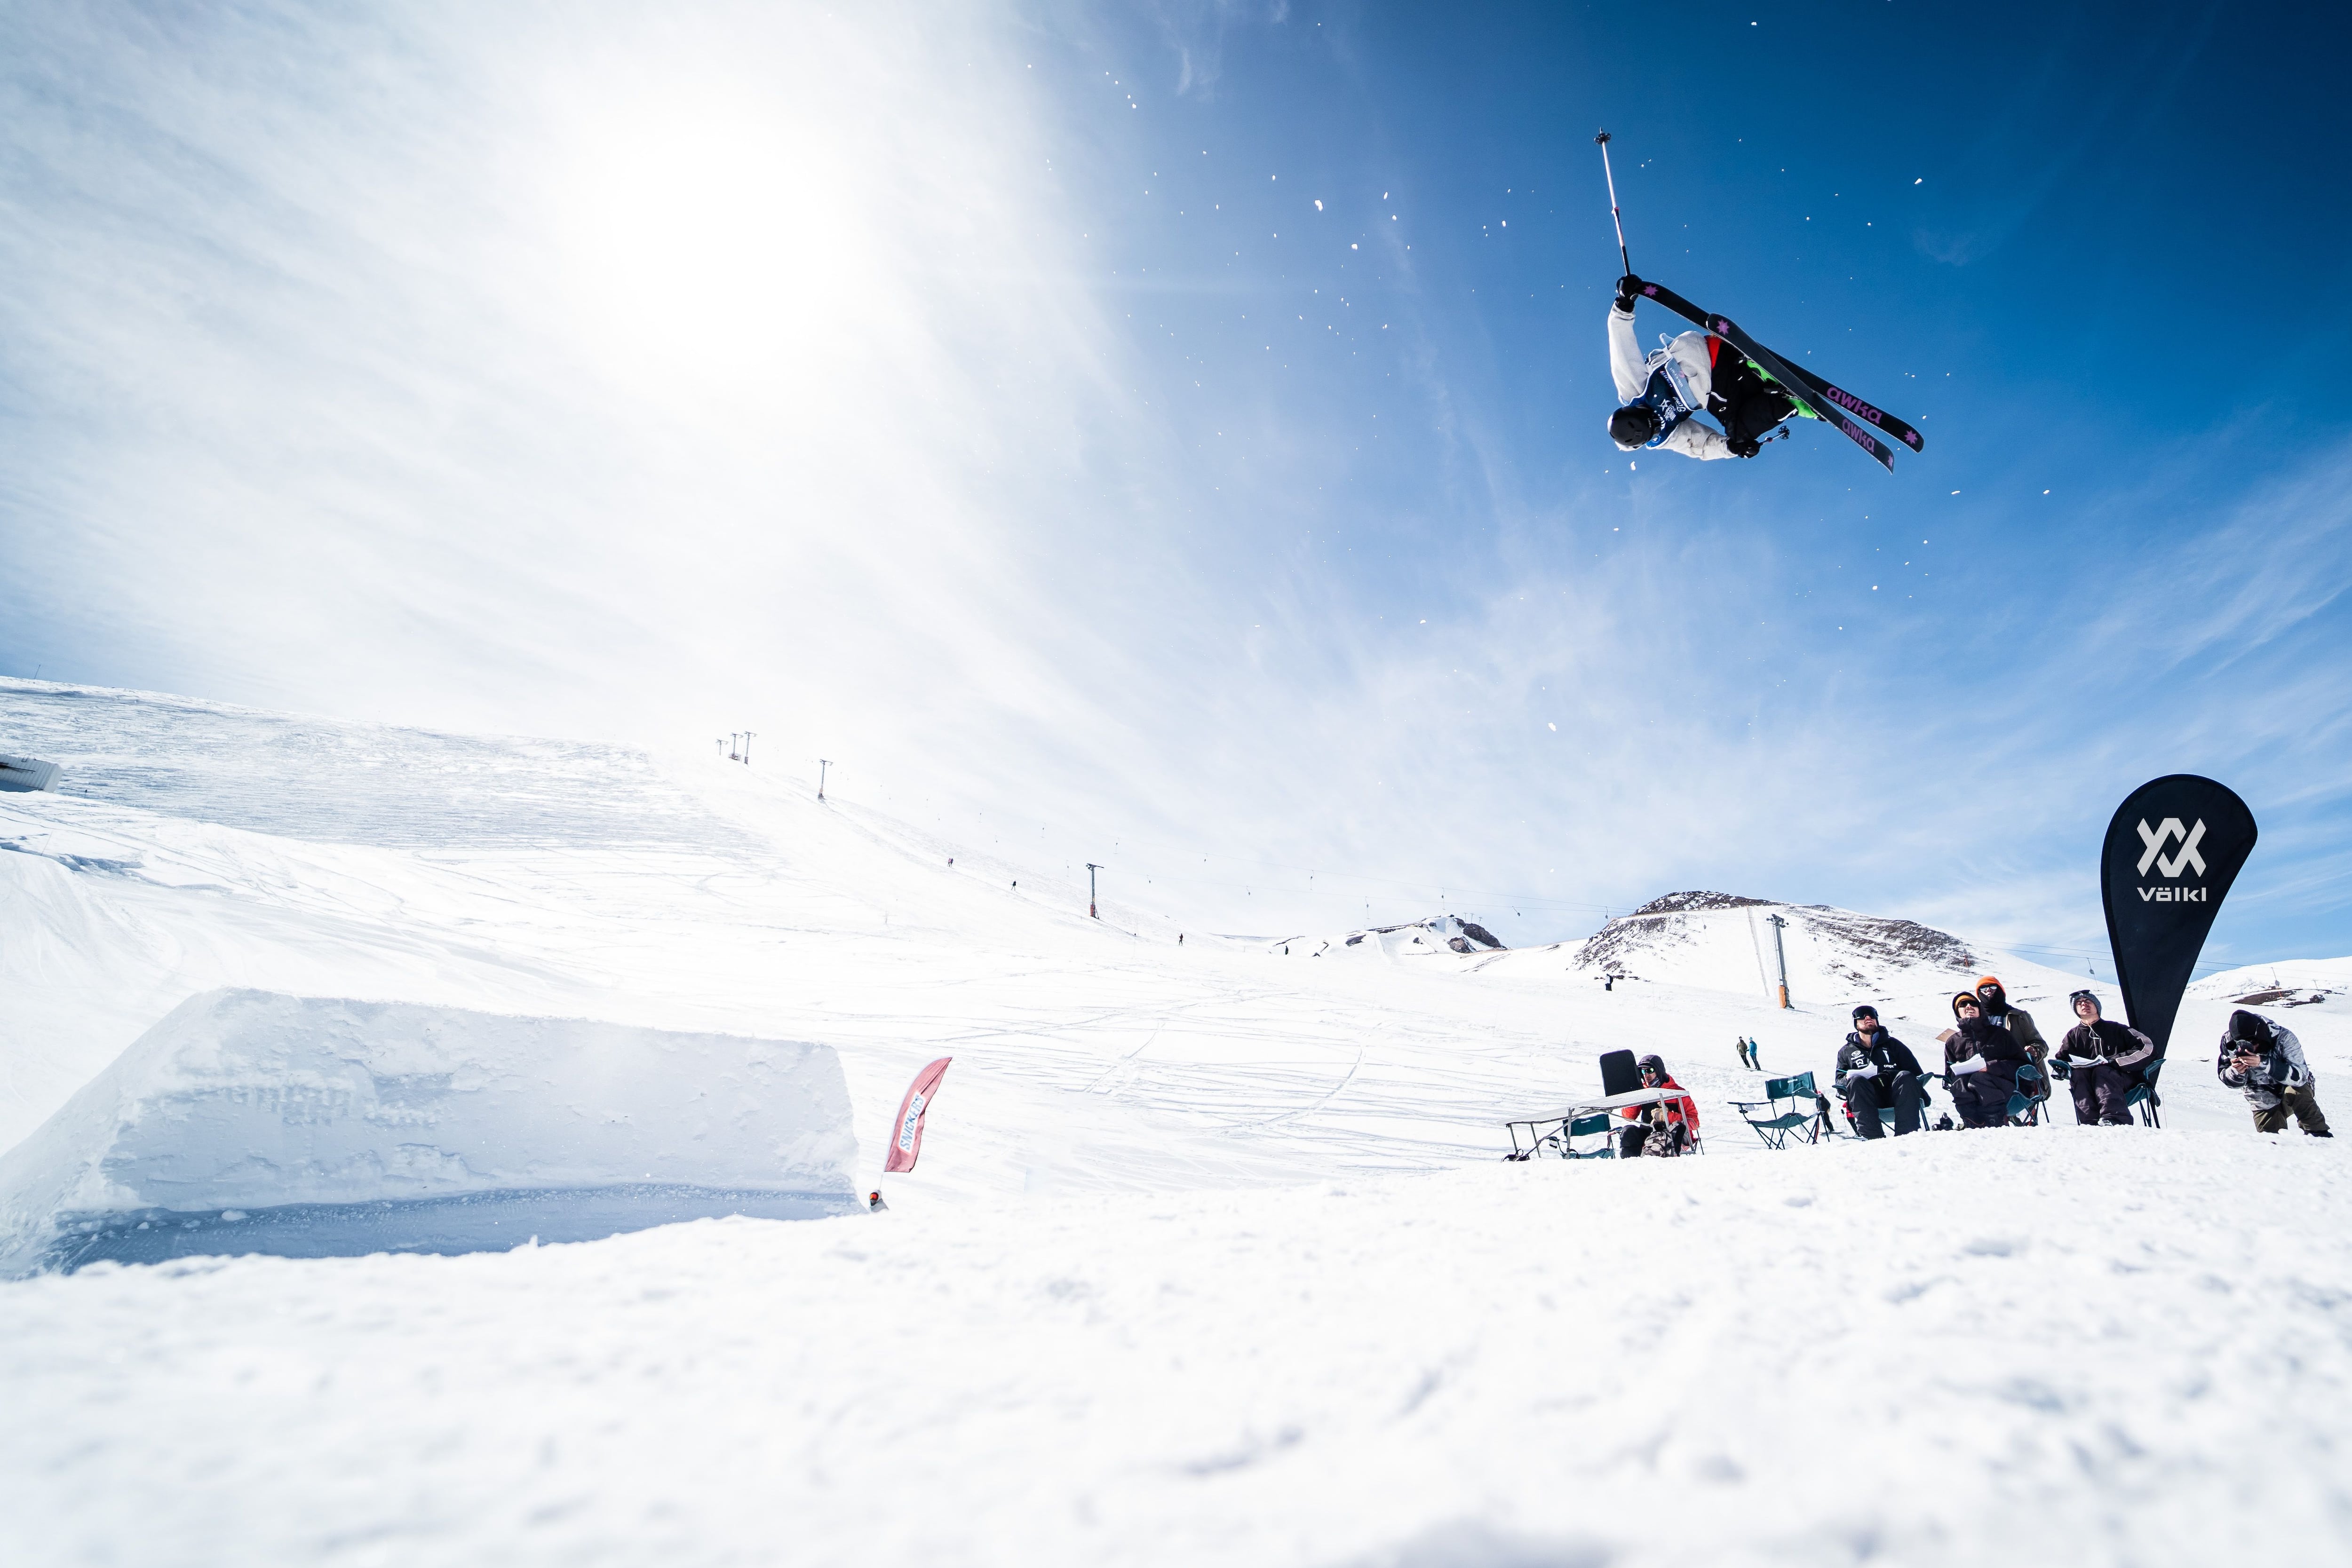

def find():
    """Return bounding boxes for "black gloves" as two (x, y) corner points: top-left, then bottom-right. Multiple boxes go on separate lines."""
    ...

(1614, 274), (1643, 313)
(1729, 435), (1760, 459)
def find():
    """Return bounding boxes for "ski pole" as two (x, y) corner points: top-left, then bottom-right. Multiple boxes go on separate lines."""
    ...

(1596, 129), (1631, 277)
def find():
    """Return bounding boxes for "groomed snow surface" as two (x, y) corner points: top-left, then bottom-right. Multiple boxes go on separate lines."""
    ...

(3, 679), (2350, 1565)
(8, 1136), (2350, 1567)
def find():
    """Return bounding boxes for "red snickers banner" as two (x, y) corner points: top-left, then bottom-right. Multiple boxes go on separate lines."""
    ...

(882, 1057), (953, 1175)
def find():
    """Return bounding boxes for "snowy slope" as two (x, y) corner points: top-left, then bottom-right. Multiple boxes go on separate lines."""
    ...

(1, 675), (2304, 1192)
(5, 1132), (2348, 1568)
(4, 677), (2349, 1564)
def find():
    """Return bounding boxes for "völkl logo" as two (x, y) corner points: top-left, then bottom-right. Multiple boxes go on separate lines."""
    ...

(2136, 817), (2209, 901)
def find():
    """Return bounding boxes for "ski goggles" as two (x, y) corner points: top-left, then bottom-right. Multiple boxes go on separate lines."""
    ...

(2068, 989), (2099, 1009)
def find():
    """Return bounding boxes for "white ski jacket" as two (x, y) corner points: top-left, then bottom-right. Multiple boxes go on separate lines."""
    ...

(1608, 305), (1733, 460)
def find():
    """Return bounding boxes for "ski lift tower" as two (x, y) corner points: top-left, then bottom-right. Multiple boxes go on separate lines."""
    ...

(1765, 912), (1792, 1009)
(1086, 863), (1103, 919)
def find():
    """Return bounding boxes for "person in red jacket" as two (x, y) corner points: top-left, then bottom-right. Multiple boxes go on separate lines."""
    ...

(1619, 1053), (1700, 1156)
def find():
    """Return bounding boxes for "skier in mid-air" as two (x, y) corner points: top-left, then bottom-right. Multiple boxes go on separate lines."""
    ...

(1591, 131), (1924, 472)
(1607, 274), (1794, 459)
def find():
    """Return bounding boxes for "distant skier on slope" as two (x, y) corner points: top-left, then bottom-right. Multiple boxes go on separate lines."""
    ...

(1607, 275), (1795, 460)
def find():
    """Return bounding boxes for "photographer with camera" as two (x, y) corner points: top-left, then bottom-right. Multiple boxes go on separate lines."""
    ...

(2050, 990), (2156, 1125)
(2217, 1010), (2331, 1137)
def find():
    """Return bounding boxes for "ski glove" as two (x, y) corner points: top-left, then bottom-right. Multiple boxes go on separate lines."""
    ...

(1950, 1053), (1988, 1075)
(1729, 436), (1760, 459)
(1615, 274), (1643, 313)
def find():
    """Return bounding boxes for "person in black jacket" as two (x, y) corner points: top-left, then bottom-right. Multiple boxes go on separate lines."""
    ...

(2051, 991), (2157, 1125)
(1943, 991), (2032, 1128)
(1834, 1005), (1928, 1138)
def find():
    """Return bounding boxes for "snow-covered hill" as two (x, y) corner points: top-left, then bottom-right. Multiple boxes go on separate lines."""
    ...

(1264, 912), (1508, 962)
(4, 676), (2350, 1565)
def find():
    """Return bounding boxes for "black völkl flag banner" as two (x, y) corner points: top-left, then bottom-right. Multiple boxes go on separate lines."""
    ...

(2099, 775), (2257, 1053)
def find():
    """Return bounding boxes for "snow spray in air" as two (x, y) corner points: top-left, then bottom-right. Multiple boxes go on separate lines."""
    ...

(883, 1058), (953, 1174)
(2098, 776), (2257, 1053)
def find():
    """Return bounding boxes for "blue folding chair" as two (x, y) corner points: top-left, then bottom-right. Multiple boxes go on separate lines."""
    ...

(1731, 1071), (1830, 1148)
(2123, 1048), (2167, 1127)
(2006, 1062), (2050, 1126)
(1561, 1112), (1618, 1158)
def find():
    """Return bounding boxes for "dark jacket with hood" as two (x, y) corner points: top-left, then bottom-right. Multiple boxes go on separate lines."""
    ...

(1977, 989), (2049, 1061)
(1835, 1029), (1925, 1092)
(2058, 1018), (2157, 1073)
(1944, 1016), (2030, 1077)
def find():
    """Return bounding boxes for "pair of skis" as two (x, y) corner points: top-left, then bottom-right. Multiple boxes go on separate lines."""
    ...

(1632, 279), (1923, 473)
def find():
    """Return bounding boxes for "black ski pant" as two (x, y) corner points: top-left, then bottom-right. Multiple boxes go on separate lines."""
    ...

(1845, 1071), (1923, 1138)
(1952, 1070), (2016, 1128)
(2069, 1063), (2139, 1125)
(1708, 348), (1797, 448)
(2253, 1086), (2331, 1136)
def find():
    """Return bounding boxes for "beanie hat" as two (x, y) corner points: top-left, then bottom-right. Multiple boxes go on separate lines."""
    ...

(1852, 1005), (1879, 1022)
(2227, 1010), (2273, 1046)
(1952, 991), (1984, 1021)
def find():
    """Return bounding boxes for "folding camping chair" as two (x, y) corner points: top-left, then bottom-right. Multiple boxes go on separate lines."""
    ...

(2006, 1062), (2050, 1126)
(1731, 1071), (1830, 1148)
(1502, 1110), (1618, 1159)
(1561, 1112), (1618, 1158)
(2124, 1046), (2168, 1128)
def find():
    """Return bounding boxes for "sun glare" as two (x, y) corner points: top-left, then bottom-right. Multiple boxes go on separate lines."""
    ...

(544, 96), (882, 394)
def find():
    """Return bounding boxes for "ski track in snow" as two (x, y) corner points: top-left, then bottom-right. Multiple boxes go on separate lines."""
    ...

(4, 678), (2351, 1564)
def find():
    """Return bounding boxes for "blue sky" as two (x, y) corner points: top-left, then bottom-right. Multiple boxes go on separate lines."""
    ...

(4, 0), (2350, 967)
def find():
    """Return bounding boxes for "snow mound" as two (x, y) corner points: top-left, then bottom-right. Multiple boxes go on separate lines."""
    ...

(0, 990), (857, 1275)
(1270, 913), (1506, 961)
(1577, 890), (1981, 997)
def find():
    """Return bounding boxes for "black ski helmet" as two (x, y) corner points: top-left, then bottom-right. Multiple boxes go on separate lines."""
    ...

(1609, 404), (1660, 449)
